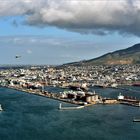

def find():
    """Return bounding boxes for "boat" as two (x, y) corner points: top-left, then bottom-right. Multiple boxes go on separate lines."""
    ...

(132, 83), (140, 87)
(133, 117), (140, 122)
(118, 93), (124, 100)
(94, 85), (104, 88)
(0, 104), (3, 111)
(69, 85), (88, 91)
(59, 103), (84, 110)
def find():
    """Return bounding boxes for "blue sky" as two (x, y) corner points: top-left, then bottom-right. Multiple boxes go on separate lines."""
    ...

(0, 1), (140, 65)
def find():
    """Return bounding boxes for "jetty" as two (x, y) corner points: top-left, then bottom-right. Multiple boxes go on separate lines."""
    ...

(59, 103), (84, 110)
(2, 85), (140, 108)
(118, 93), (140, 107)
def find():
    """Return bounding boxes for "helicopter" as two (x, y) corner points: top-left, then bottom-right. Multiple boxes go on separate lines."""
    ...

(15, 55), (21, 59)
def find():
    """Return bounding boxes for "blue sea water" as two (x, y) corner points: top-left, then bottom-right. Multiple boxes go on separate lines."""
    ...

(0, 87), (140, 140)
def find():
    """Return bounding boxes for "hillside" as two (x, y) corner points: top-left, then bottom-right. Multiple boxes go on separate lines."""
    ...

(64, 43), (140, 66)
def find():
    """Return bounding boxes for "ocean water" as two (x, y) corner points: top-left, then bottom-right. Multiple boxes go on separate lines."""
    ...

(0, 87), (140, 140)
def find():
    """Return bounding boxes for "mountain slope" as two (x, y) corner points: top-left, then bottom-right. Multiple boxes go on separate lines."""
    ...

(65, 43), (140, 66)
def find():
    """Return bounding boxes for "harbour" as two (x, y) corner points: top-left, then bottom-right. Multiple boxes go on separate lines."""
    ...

(1, 84), (140, 111)
(1, 1), (140, 139)
(0, 64), (140, 140)
(0, 86), (140, 140)
(1, 84), (140, 109)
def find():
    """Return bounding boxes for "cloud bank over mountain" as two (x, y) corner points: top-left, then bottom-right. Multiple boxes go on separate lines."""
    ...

(0, 0), (140, 36)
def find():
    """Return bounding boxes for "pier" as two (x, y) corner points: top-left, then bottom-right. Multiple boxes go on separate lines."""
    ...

(1, 85), (140, 108)
(3, 85), (86, 106)
(118, 93), (140, 107)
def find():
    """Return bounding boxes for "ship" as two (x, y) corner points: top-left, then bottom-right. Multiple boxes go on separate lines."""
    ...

(118, 93), (124, 100)
(68, 85), (88, 91)
(59, 103), (84, 110)
(93, 84), (108, 88)
(132, 83), (140, 87)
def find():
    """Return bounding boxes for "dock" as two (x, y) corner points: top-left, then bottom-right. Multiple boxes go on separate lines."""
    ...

(118, 93), (140, 107)
(4, 85), (86, 106)
(119, 99), (140, 107)
(1, 85), (140, 108)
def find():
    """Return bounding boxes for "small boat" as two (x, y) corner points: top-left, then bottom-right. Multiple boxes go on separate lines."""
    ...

(132, 83), (140, 87)
(59, 103), (84, 110)
(133, 117), (140, 122)
(0, 104), (3, 111)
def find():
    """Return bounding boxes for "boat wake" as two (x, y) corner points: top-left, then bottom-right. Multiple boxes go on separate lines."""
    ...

(59, 103), (84, 110)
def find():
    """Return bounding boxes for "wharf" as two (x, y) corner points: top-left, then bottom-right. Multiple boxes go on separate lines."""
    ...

(1, 85), (139, 108)
(2, 86), (86, 106)
(120, 102), (140, 107)
(119, 98), (140, 107)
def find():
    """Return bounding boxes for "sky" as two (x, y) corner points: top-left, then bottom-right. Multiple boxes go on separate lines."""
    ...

(0, 0), (140, 65)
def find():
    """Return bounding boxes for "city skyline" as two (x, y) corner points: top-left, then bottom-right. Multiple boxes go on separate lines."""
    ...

(0, 0), (140, 65)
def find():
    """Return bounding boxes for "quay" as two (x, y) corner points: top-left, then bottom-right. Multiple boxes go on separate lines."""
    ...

(0, 86), (140, 108)
(2, 85), (86, 106)
(118, 93), (140, 107)
(120, 101), (140, 107)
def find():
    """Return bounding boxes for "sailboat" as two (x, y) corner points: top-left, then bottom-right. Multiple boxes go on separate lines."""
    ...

(0, 104), (3, 111)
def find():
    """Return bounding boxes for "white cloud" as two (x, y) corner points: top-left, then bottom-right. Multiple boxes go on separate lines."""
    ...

(0, 0), (140, 36)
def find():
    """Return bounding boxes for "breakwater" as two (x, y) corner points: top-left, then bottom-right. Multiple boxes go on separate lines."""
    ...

(1, 85), (85, 106)
(1, 85), (140, 108)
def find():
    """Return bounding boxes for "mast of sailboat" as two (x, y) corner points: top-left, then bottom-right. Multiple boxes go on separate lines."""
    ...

(0, 104), (3, 111)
